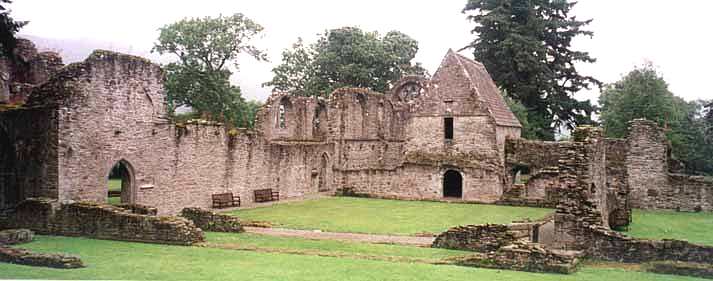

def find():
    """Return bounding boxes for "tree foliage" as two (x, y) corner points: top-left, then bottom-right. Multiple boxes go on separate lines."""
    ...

(153, 13), (266, 128)
(265, 27), (426, 97)
(0, 0), (27, 59)
(464, 0), (599, 140)
(599, 64), (713, 175)
(503, 91), (537, 139)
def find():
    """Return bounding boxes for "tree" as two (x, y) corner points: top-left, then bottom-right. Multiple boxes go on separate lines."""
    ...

(153, 13), (266, 128)
(265, 27), (425, 97)
(599, 64), (682, 138)
(0, 0), (26, 59)
(599, 64), (713, 175)
(503, 91), (537, 139)
(464, 0), (600, 140)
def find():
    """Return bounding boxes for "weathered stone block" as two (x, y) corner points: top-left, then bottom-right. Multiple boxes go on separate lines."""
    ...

(0, 246), (83, 269)
(180, 207), (244, 233)
(0, 229), (34, 245)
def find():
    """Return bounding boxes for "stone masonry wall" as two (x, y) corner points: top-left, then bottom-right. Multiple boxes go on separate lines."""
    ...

(585, 225), (713, 264)
(3, 198), (203, 245)
(0, 107), (59, 209)
(626, 119), (670, 209)
(3, 46), (520, 217)
(433, 224), (524, 252)
(180, 207), (244, 233)
(626, 119), (713, 211)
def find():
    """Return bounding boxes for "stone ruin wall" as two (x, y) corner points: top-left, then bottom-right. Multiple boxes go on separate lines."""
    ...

(1, 46), (522, 215)
(626, 119), (713, 212)
(0, 107), (59, 209)
(0, 39), (63, 104)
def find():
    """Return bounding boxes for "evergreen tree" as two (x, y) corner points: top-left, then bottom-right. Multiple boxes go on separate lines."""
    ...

(464, 0), (599, 140)
(0, 0), (27, 60)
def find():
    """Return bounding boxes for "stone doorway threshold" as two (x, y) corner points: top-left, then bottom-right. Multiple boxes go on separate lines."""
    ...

(243, 226), (435, 247)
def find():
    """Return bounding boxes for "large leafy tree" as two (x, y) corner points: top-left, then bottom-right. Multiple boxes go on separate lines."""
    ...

(600, 64), (713, 174)
(0, 0), (26, 59)
(153, 13), (266, 128)
(265, 27), (425, 97)
(464, 0), (599, 140)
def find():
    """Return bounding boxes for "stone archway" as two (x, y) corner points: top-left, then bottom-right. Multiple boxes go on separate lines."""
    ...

(107, 160), (135, 204)
(443, 170), (463, 198)
(318, 153), (330, 192)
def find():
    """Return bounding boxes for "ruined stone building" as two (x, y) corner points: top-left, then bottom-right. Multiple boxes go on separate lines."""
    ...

(0, 39), (711, 219)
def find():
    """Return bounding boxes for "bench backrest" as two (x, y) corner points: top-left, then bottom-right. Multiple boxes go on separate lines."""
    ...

(212, 193), (234, 202)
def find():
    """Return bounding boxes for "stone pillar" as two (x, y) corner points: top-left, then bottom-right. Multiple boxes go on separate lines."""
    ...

(626, 119), (669, 209)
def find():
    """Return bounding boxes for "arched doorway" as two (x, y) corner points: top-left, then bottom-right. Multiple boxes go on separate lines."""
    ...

(318, 154), (329, 192)
(107, 160), (134, 205)
(443, 170), (463, 198)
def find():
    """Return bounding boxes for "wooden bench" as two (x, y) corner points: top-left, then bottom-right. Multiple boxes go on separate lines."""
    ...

(254, 189), (280, 203)
(212, 192), (241, 208)
(107, 190), (122, 197)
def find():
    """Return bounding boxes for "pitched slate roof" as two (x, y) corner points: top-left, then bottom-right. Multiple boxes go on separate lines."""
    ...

(447, 50), (522, 128)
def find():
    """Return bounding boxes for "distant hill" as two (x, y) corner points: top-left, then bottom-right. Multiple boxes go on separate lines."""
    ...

(21, 34), (156, 64)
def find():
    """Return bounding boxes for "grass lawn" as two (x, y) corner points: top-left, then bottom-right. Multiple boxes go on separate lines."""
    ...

(205, 232), (467, 262)
(623, 209), (713, 246)
(228, 197), (552, 235)
(0, 235), (705, 281)
(108, 179), (121, 191)
(106, 179), (121, 205)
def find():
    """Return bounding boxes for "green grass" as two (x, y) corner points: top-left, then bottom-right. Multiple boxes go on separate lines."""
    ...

(229, 197), (552, 235)
(108, 179), (121, 192)
(1, 235), (705, 281)
(623, 209), (713, 246)
(106, 179), (121, 205)
(205, 232), (467, 262)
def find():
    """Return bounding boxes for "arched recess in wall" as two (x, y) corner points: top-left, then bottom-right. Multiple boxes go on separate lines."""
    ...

(0, 125), (19, 209)
(443, 169), (463, 198)
(107, 159), (136, 205)
(313, 102), (328, 139)
(276, 97), (292, 129)
(318, 153), (330, 192)
(356, 93), (368, 137)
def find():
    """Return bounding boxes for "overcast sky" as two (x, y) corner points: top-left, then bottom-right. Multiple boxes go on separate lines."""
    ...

(11, 0), (713, 103)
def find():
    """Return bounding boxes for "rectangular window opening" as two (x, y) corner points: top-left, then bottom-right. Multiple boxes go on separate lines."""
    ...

(444, 117), (454, 140)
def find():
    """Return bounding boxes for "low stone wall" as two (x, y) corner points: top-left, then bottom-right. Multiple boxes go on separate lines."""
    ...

(0, 246), (84, 269)
(448, 242), (580, 274)
(643, 174), (713, 212)
(0, 229), (33, 245)
(115, 203), (158, 216)
(586, 226), (713, 264)
(432, 224), (529, 252)
(180, 208), (244, 233)
(4, 198), (204, 245)
(645, 261), (713, 279)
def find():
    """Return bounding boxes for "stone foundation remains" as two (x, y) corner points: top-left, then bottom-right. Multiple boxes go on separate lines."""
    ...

(0, 246), (84, 269)
(448, 242), (581, 274)
(645, 261), (713, 279)
(0, 229), (33, 245)
(180, 207), (244, 233)
(2, 198), (204, 245)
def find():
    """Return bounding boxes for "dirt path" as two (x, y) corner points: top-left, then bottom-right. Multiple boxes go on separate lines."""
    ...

(243, 227), (435, 247)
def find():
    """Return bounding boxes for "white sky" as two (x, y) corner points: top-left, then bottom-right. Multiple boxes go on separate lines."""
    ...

(11, 0), (713, 103)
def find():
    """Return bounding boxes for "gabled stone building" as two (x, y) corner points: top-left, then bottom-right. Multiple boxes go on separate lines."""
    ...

(0, 43), (524, 214)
